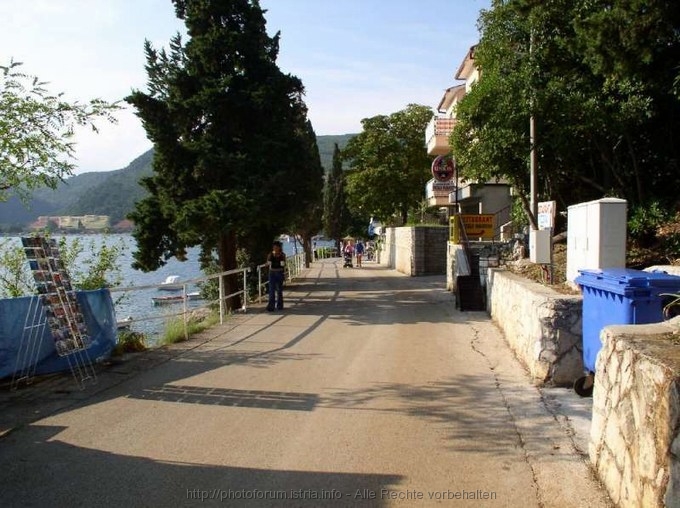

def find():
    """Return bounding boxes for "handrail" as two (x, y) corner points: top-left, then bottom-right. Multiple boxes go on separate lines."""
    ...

(112, 253), (313, 342)
(492, 205), (512, 240)
(256, 262), (268, 303)
(257, 252), (307, 303)
(111, 267), (250, 329)
(455, 213), (475, 280)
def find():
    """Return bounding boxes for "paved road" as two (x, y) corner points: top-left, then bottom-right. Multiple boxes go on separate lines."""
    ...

(0, 258), (611, 507)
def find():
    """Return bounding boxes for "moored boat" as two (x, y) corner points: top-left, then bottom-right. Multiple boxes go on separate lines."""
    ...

(151, 292), (202, 306)
(158, 275), (183, 291)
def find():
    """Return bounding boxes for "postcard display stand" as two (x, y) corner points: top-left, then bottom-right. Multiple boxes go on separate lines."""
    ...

(12, 237), (97, 389)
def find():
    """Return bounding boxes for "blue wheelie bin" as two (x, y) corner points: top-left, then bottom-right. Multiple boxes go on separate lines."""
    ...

(574, 268), (680, 396)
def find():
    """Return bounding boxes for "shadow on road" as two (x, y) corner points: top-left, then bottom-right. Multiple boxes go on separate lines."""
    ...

(0, 424), (404, 506)
(321, 375), (575, 462)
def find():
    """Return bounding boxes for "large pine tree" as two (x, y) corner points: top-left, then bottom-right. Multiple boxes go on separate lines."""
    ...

(127, 0), (315, 308)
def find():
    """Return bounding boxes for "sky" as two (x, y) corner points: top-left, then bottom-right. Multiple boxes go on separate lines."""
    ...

(0, 0), (490, 174)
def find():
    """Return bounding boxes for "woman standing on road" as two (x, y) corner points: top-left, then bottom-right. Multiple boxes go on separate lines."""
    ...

(267, 241), (286, 311)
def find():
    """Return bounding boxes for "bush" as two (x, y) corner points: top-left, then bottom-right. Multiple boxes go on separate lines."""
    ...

(656, 211), (680, 263)
(628, 201), (669, 247)
(161, 310), (219, 345)
(113, 331), (147, 355)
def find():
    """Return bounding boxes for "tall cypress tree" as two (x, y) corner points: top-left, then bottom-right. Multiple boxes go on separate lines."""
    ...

(323, 143), (346, 251)
(127, 0), (311, 308)
(289, 119), (324, 267)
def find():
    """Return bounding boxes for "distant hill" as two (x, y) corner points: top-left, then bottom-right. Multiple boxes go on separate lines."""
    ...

(60, 149), (154, 223)
(0, 134), (356, 230)
(317, 133), (354, 171)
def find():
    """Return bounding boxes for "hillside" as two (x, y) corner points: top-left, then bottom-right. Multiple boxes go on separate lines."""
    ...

(61, 149), (154, 223)
(0, 134), (355, 230)
(317, 133), (354, 171)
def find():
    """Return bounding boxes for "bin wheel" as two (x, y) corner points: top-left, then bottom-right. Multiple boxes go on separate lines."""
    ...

(574, 375), (594, 397)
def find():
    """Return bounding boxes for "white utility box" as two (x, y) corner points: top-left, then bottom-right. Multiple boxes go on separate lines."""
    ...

(566, 198), (627, 283)
(530, 229), (551, 264)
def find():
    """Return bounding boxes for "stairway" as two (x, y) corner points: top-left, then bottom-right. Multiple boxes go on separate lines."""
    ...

(455, 252), (486, 311)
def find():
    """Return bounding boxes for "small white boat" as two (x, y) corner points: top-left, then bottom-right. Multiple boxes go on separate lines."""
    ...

(152, 292), (202, 306)
(117, 316), (133, 330)
(158, 275), (183, 291)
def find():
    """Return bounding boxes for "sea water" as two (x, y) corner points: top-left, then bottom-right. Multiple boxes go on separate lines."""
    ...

(0, 234), (333, 344)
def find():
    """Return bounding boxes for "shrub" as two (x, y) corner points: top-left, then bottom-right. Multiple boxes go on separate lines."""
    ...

(161, 310), (219, 345)
(113, 331), (147, 355)
(628, 201), (669, 247)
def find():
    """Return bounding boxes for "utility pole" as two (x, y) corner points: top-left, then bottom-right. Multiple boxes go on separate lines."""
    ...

(529, 29), (537, 230)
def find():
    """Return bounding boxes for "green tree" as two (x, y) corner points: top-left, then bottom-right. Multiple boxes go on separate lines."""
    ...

(323, 143), (348, 251)
(0, 60), (119, 201)
(343, 104), (433, 225)
(451, 0), (680, 229)
(0, 235), (124, 298)
(289, 120), (325, 268)
(573, 0), (680, 205)
(126, 0), (313, 309)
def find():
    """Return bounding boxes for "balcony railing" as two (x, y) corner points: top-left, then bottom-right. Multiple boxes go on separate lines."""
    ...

(425, 117), (456, 156)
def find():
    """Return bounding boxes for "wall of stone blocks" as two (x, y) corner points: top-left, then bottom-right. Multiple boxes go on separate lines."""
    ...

(590, 319), (680, 508)
(486, 268), (584, 385)
(380, 226), (448, 276)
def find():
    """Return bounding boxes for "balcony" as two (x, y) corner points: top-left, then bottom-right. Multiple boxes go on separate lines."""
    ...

(425, 178), (457, 207)
(425, 117), (456, 156)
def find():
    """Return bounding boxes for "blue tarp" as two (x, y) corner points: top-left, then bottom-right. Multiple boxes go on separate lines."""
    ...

(0, 289), (117, 379)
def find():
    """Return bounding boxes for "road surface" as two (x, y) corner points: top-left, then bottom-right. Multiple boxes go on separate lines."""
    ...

(0, 258), (611, 507)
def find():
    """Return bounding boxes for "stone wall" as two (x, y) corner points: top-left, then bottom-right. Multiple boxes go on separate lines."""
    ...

(486, 268), (584, 385)
(589, 319), (680, 507)
(446, 242), (463, 291)
(381, 226), (448, 276)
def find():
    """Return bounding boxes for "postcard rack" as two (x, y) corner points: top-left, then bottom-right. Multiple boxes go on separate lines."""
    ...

(12, 237), (97, 389)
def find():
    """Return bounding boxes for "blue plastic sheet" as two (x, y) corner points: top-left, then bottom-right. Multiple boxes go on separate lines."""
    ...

(0, 289), (117, 379)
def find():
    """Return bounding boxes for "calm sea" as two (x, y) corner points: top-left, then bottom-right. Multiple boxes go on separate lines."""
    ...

(1, 233), (332, 344)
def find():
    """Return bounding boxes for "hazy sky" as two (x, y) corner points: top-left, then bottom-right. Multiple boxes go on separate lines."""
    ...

(0, 0), (489, 174)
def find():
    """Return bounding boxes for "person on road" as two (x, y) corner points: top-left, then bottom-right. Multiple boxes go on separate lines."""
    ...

(343, 240), (354, 268)
(355, 239), (365, 268)
(267, 240), (286, 311)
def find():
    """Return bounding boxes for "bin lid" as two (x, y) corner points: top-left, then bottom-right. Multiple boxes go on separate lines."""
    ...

(575, 268), (680, 294)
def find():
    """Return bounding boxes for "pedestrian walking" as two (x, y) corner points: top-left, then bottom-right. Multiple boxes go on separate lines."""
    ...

(355, 239), (365, 268)
(267, 240), (286, 311)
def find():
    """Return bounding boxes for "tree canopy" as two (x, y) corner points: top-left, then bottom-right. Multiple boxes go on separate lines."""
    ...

(342, 104), (433, 225)
(126, 0), (321, 307)
(450, 0), (680, 226)
(0, 60), (119, 201)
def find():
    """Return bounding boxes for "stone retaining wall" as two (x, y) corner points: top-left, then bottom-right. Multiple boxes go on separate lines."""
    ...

(590, 319), (680, 507)
(486, 268), (584, 385)
(381, 226), (448, 276)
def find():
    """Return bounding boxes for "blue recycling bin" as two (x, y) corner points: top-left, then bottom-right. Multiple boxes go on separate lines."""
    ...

(573, 268), (680, 395)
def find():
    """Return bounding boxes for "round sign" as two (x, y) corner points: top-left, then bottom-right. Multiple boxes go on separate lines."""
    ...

(431, 156), (455, 182)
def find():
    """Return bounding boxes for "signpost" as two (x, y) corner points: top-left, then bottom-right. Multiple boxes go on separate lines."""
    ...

(450, 214), (495, 241)
(537, 200), (556, 230)
(537, 200), (557, 283)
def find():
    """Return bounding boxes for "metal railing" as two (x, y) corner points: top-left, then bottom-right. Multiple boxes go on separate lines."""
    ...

(256, 252), (307, 303)
(110, 267), (250, 340)
(493, 205), (512, 240)
(112, 251), (315, 342)
(313, 247), (339, 259)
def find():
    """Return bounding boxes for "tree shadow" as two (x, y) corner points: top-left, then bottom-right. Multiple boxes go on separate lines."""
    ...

(0, 424), (404, 506)
(320, 375), (582, 462)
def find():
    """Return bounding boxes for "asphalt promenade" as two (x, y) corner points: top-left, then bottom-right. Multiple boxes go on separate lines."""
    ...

(0, 258), (612, 507)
